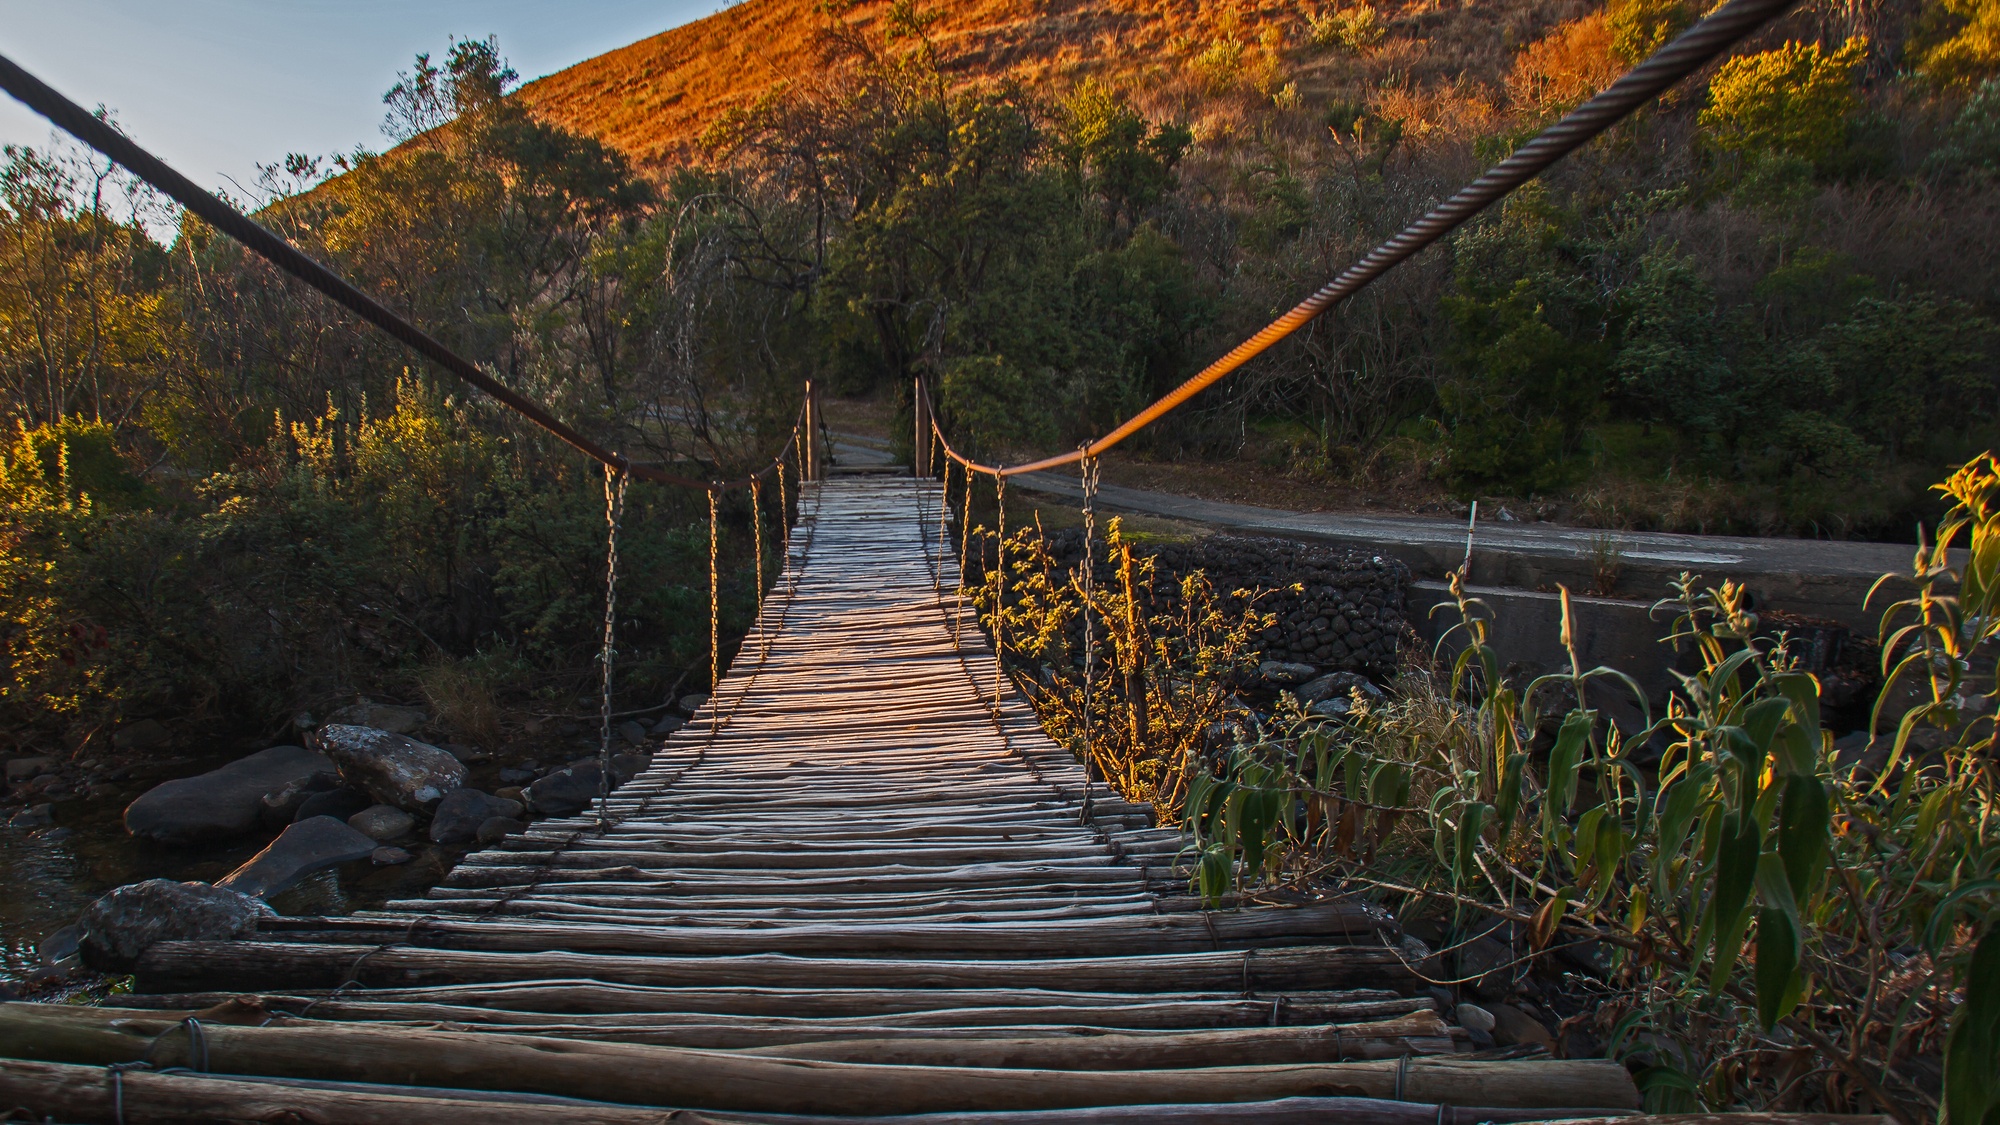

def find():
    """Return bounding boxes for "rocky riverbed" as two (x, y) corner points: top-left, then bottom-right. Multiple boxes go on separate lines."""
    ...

(0, 697), (699, 992)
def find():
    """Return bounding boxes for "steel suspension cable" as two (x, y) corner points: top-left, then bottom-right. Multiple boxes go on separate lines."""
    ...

(0, 50), (807, 494)
(911, 0), (1805, 479)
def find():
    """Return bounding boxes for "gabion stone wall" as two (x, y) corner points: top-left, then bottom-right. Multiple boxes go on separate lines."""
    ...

(1029, 532), (1412, 677)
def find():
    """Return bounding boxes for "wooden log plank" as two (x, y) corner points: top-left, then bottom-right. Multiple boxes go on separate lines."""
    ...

(134, 942), (1415, 993)
(0, 1006), (1642, 1114)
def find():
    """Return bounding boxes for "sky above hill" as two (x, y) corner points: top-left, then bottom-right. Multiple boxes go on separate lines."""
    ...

(0, 0), (718, 199)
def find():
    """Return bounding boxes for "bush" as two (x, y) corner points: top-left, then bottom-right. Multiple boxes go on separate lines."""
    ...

(1700, 38), (1869, 164)
(1305, 5), (1385, 52)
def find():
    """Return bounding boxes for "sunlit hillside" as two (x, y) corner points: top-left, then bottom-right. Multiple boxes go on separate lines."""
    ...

(515, 0), (1601, 172)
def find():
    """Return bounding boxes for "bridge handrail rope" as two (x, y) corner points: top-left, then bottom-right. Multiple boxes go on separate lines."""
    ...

(912, 0), (1802, 481)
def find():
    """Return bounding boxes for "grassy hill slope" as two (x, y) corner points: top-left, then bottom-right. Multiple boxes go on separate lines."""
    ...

(515, 0), (1592, 173)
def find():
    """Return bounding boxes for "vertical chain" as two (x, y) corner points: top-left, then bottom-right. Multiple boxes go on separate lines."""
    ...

(752, 478), (766, 660)
(992, 474), (1006, 706)
(955, 465), (973, 644)
(708, 487), (721, 739)
(1078, 452), (1100, 817)
(777, 458), (789, 571)
(936, 456), (951, 591)
(596, 466), (629, 833)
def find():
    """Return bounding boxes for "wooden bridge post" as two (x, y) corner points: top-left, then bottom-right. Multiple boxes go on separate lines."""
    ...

(804, 379), (821, 482)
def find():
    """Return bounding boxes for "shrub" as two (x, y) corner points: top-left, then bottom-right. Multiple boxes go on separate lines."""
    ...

(1913, 0), (2000, 89)
(1700, 38), (1870, 164)
(1606, 0), (1694, 64)
(1508, 14), (1625, 117)
(1306, 5), (1386, 52)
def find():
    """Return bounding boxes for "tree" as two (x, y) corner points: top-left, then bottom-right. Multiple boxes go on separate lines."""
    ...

(1699, 38), (1869, 164)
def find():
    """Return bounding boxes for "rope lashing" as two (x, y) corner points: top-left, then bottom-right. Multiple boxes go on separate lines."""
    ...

(596, 466), (629, 833)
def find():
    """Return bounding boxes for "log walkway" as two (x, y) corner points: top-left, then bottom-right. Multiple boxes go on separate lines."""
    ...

(1, 479), (1648, 1122)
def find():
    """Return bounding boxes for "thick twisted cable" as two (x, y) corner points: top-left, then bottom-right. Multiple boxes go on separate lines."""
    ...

(0, 50), (807, 494)
(998, 0), (1799, 477)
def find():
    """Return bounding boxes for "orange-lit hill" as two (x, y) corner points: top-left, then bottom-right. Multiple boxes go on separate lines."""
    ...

(514, 0), (1580, 174)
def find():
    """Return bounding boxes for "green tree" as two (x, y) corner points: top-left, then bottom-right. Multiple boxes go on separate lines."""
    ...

(1699, 38), (1869, 164)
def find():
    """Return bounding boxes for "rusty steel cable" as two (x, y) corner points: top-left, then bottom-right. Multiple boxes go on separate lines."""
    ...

(915, 0), (1803, 480)
(0, 50), (805, 494)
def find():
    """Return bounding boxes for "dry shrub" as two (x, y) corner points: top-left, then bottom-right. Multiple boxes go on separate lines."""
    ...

(1371, 79), (1504, 149)
(417, 659), (506, 748)
(1507, 12), (1624, 118)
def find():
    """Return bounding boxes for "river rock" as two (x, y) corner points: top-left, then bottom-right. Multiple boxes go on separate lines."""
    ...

(216, 815), (378, 898)
(75, 879), (274, 971)
(430, 787), (525, 844)
(1296, 671), (1382, 706)
(4, 756), (55, 784)
(294, 786), (371, 823)
(523, 762), (604, 817)
(371, 846), (412, 866)
(325, 701), (429, 734)
(477, 815), (526, 845)
(618, 720), (649, 746)
(6, 803), (53, 828)
(678, 693), (710, 714)
(110, 719), (172, 751)
(651, 715), (686, 735)
(316, 725), (465, 812)
(1257, 661), (1317, 686)
(348, 804), (416, 841)
(124, 745), (336, 844)
(259, 772), (341, 829)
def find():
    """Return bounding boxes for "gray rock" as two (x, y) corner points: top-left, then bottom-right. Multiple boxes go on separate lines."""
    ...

(525, 752), (648, 817)
(477, 815), (526, 845)
(37, 923), (81, 971)
(1489, 1002), (1556, 1048)
(651, 715), (687, 735)
(110, 719), (172, 751)
(325, 701), (429, 734)
(1455, 1002), (1497, 1033)
(523, 761), (605, 818)
(216, 816), (378, 899)
(1296, 671), (1383, 706)
(370, 846), (412, 865)
(618, 720), (649, 746)
(316, 725), (466, 812)
(6, 803), (53, 828)
(347, 804), (416, 841)
(1257, 661), (1317, 686)
(677, 693), (710, 715)
(295, 786), (371, 824)
(4, 756), (55, 784)
(124, 745), (336, 844)
(76, 879), (274, 971)
(1308, 697), (1353, 718)
(497, 767), (535, 784)
(429, 787), (525, 844)
(441, 743), (489, 763)
(259, 771), (340, 829)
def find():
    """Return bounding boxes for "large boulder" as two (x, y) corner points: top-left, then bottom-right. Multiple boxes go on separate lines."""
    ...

(523, 754), (646, 818)
(124, 745), (336, 844)
(316, 725), (466, 813)
(325, 701), (429, 734)
(76, 879), (274, 971)
(215, 816), (378, 899)
(430, 788), (525, 844)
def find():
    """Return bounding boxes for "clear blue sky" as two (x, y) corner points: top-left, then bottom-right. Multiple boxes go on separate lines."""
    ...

(0, 1), (721, 197)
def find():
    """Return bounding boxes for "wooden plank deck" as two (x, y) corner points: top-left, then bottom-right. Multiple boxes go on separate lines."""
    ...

(11, 479), (1653, 1121)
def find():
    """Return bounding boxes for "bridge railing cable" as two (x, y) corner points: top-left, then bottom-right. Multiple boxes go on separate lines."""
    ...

(917, 0), (1803, 481)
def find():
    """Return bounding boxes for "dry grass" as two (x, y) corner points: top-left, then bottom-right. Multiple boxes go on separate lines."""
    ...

(513, 0), (1601, 177)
